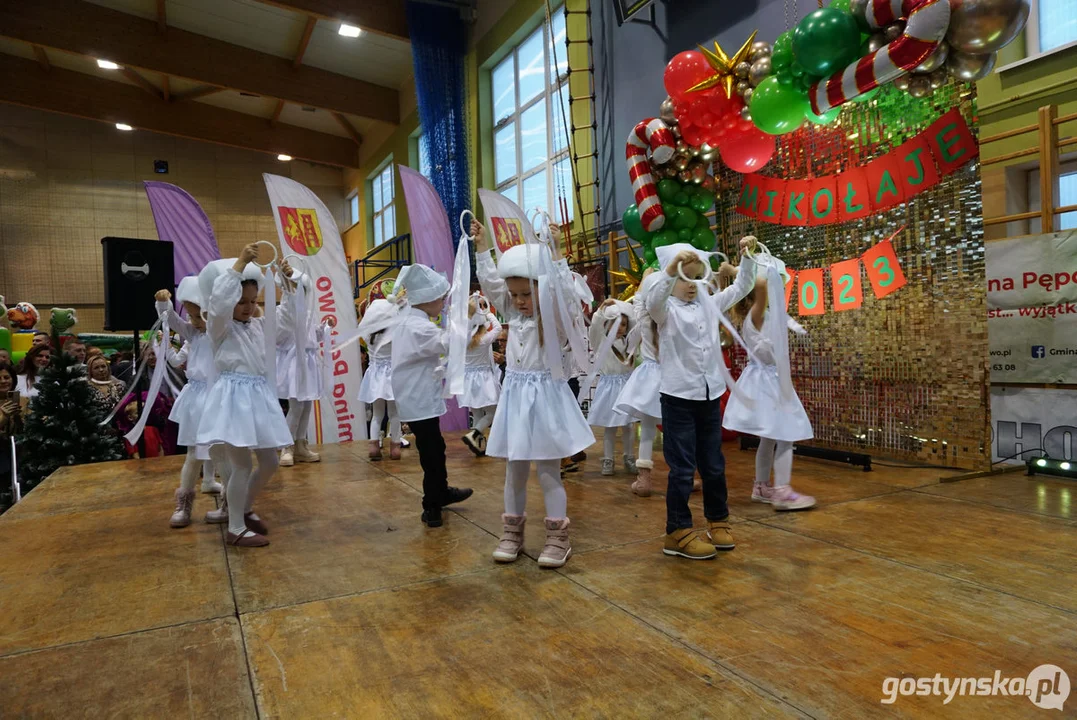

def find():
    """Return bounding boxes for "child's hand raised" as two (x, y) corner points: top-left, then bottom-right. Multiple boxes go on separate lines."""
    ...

(471, 219), (487, 252)
(739, 235), (758, 254)
(667, 250), (702, 277)
(239, 243), (260, 264)
(155, 289), (171, 302)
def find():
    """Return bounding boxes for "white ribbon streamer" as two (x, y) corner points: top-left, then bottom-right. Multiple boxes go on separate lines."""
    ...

(10, 436), (20, 503)
(264, 265), (277, 386)
(124, 313), (171, 446)
(582, 314), (622, 398)
(446, 212), (474, 397)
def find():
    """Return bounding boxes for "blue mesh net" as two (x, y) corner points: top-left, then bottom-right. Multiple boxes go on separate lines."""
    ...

(406, 1), (472, 251)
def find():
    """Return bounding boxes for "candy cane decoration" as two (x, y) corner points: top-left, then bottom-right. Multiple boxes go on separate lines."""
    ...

(625, 118), (676, 232)
(809, 0), (950, 115)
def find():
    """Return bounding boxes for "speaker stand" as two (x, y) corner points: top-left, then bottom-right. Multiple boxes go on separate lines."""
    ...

(738, 435), (873, 472)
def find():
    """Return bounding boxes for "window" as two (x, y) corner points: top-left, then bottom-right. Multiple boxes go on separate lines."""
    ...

(346, 191), (359, 229)
(369, 162), (395, 246)
(491, 7), (574, 221)
(1027, 0), (1077, 55)
(1060, 171), (1077, 230)
(418, 133), (433, 180)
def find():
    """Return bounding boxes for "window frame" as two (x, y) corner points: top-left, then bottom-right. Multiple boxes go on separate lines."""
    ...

(345, 189), (360, 232)
(490, 7), (574, 222)
(1024, 0), (1077, 59)
(368, 159), (395, 247)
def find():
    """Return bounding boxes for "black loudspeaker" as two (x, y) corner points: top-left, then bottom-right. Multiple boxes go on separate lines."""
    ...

(101, 237), (175, 331)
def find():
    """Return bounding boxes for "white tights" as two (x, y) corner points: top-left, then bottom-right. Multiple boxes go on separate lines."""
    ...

(638, 416), (657, 464)
(602, 424), (634, 460)
(471, 405), (496, 433)
(286, 400), (313, 443)
(756, 438), (793, 487)
(369, 399), (401, 443)
(503, 459), (567, 519)
(224, 445), (279, 536)
(179, 448), (216, 492)
(209, 445), (231, 491)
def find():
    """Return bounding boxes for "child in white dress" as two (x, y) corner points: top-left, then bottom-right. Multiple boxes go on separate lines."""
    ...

(276, 270), (325, 467)
(196, 246), (293, 547)
(586, 298), (637, 476)
(723, 264), (816, 511)
(473, 219), (594, 569)
(615, 270), (663, 496)
(154, 277), (223, 529)
(460, 293), (503, 456)
(357, 299), (401, 460)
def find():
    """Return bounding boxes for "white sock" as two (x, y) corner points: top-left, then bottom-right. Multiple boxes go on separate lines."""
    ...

(756, 437), (776, 486)
(537, 459), (567, 519)
(225, 445), (253, 536)
(504, 460), (530, 515)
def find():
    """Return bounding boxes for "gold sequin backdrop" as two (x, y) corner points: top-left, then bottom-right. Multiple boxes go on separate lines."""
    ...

(715, 84), (988, 469)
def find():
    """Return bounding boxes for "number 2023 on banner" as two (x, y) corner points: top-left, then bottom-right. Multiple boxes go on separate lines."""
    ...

(830, 258), (864, 311)
(862, 238), (907, 299)
(797, 268), (826, 316)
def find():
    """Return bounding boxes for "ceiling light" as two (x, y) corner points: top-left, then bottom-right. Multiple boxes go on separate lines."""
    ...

(277, 154), (292, 162)
(97, 59), (121, 70)
(115, 123), (133, 132)
(338, 24), (362, 38)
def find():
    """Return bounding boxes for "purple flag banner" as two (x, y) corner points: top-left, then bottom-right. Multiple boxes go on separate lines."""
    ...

(143, 181), (221, 287)
(397, 165), (468, 431)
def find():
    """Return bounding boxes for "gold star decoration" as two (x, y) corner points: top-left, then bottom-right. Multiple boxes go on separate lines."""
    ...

(687, 30), (758, 98)
(610, 242), (647, 301)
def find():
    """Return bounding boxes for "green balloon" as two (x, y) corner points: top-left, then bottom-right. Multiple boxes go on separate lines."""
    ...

(690, 226), (715, 250)
(778, 72), (795, 86)
(807, 105), (841, 125)
(689, 194), (711, 214)
(673, 192), (689, 206)
(695, 212), (712, 230)
(643, 247), (657, 265)
(797, 74), (815, 92)
(793, 8), (861, 77)
(653, 229), (680, 247)
(774, 30), (793, 54)
(678, 228), (691, 241)
(750, 76), (808, 135)
(790, 62), (804, 77)
(656, 178), (680, 202)
(853, 86), (880, 103)
(622, 204), (653, 243)
(829, 0), (851, 12)
(673, 206), (698, 230)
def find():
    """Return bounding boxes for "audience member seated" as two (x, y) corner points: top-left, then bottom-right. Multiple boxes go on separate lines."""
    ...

(65, 337), (88, 364)
(86, 354), (127, 415)
(31, 331), (51, 349)
(0, 362), (21, 437)
(0, 349), (11, 366)
(16, 344), (51, 400)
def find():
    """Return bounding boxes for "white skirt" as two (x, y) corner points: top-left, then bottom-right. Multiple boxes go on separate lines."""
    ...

(196, 372), (293, 449)
(723, 363), (814, 443)
(487, 370), (595, 461)
(588, 373), (636, 427)
(169, 378), (213, 460)
(358, 358), (393, 403)
(614, 359), (662, 421)
(277, 344), (322, 401)
(460, 364), (501, 409)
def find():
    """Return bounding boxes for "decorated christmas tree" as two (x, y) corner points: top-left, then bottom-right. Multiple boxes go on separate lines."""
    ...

(15, 352), (126, 497)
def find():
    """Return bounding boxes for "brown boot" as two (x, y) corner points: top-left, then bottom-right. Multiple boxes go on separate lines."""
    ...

(663, 528), (717, 559)
(706, 520), (735, 551)
(537, 518), (571, 568)
(632, 460), (653, 497)
(368, 439), (382, 461)
(492, 514), (526, 563)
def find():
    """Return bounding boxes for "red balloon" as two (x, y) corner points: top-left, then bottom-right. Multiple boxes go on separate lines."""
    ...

(704, 89), (732, 117)
(663, 51), (712, 102)
(719, 127), (776, 174)
(681, 124), (706, 147)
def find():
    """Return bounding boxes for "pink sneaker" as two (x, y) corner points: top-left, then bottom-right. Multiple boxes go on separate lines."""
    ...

(771, 485), (816, 511)
(751, 483), (774, 503)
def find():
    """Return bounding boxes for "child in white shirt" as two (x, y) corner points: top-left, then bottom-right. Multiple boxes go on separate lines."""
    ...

(587, 298), (637, 476)
(357, 298), (402, 460)
(460, 293), (503, 456)
(276, 270), (326, 467)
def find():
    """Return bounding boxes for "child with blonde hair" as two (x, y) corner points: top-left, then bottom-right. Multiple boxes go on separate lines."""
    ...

(459, 292), (503, 456)
(586, 298), (637, 476)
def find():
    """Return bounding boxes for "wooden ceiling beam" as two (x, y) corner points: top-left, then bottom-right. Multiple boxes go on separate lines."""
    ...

(332, 112), (362, 146)
(270, 99), (285, 126)
(156, 0), (166, 32)
(293, 16), (317, 68)
(0, 0), (399, 124)
(0, 54), (358, 168)
(172, 85), (223, 102)
(121, 67), (163, 99)
(250, 0), (409, 42)
(32, 45), (50, 72)
(162, 75), (170, 101)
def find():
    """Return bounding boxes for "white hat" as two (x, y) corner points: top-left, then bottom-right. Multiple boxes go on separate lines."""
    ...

(357, 298), (399, 341)
(497, 243), (552, 280)
(197, 259), (265, 307)
(655, 243), (712, 273)
(175, 275), (203, 308)
(395, 263), (449, 305)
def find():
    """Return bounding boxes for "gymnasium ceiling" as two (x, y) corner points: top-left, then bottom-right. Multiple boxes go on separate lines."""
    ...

(0, 0), (421, 168)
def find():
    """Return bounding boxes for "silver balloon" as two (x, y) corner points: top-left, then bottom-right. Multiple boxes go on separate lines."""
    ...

(675, 140), (688, 154)
(946, 49), (997, 80)
(914, 41), (950, 73)
(867, 33), (887, 53)
(659, 97), (677, 124)
(740, 106), (753, 122)
(742, 87), (753, 105)
(907, 75), (932, 98)
(689, 144), (701, 158)
(749, 41), (772, 63)
(929, 67), (949, 88)
(850, 0), (872, 30)
(690, 163), (707, 184)
(884, 21), (906, 41)
(734, 61), (751, 79)
(947, 0), (1031, 54)
(699, 143), (717, 163)
(749, 57), (771, 87)
(674, 154), (690, 171)
(735, 79), (750, 96)
(894, 74), (911, 91)
(670, 124), (682, 140)
(678, 170), (693, 184)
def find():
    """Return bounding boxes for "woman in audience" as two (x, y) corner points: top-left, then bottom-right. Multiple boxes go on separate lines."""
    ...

(16, 344), (51, 400)
(86, 354), (127, 415)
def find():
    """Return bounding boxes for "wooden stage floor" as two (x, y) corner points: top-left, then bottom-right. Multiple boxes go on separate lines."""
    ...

(1, 432), (1075, 718)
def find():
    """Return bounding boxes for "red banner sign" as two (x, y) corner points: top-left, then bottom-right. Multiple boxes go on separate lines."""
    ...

(737, 109), (977, 226)
(790, 232), (907, 316)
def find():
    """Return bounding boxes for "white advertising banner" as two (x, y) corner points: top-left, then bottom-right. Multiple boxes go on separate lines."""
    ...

(987, 230), (1077, 383)
(990, 387), (1077, 464)
(263, 173), (364, 443)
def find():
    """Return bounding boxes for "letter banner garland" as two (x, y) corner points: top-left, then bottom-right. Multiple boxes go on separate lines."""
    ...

(736, 109), (977, 226)
(793, 235), (907, 317)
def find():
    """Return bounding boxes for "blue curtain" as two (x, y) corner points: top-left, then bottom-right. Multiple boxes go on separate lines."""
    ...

(406, 1), (471, 250)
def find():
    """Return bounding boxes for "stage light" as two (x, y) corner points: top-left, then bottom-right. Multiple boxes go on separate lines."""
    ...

(97, 59), (121, 70)
(1062, 462), (1072, 471)
(338, 24), (362, 37)
(115, 123), (133, 131)
(1037, 458), (1048, 467)
(277, 154), (292, 161)
(1026, 457), (1077, 481)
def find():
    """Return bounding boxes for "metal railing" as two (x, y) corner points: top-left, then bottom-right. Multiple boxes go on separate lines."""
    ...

(352, 233), (412, 297)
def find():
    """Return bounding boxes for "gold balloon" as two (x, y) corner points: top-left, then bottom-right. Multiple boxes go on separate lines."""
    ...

(701, 175), (717, 192)
(659, 97), (677, 124)
(894, 74), (911, 91)
(690, 163), (707, 184)
(734, 61), (751, 79)
(674, 155), (689, 171)
(929, 67), (949, 88)
(907, 74), (931, 98)
(740, 106), (752, 122)
(749, 40), (772, 63)
(735, 79), (750, 96)
(946, 49), (997, 80)
(946, 0), (1031, 54)
(884, 22), (905, 41)
(670, 124), (682, 140)
(867, 33), (887, 53)
(675, 140), (688, 154)
(914, 41), (950, 73)
(689, 144), (702, 157)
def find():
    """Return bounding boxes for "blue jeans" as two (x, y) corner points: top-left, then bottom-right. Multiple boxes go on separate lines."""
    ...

(660, 393), (729, 535)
